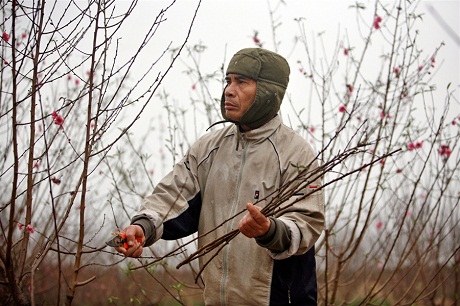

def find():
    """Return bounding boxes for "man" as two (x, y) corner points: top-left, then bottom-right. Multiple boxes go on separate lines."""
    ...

(115, 48), (325, 305)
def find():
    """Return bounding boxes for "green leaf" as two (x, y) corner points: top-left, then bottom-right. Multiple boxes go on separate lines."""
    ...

(108, 296), (119, 303)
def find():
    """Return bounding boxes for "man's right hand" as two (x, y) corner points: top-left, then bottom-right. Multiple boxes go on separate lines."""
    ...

(115, 225), (145, 257)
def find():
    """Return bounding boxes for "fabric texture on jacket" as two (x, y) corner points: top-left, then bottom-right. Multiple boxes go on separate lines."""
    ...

(134, 115), (325, 305)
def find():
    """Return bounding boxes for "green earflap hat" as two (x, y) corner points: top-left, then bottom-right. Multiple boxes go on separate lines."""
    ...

(220, 48), (290, 130)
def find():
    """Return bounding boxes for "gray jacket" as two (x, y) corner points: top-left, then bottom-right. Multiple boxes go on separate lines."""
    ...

(133, 115), (325, 305)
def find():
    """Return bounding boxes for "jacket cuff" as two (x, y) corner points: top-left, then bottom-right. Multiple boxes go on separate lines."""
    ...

(131, 214), (156, 247)
(266, 217), (302, 260)
(256, 217), (291, 252)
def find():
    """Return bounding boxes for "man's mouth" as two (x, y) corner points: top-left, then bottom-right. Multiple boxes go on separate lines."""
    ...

(225, 101), (237, 110)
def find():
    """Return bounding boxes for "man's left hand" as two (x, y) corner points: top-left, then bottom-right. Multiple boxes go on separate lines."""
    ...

(238, 203), (271, 238)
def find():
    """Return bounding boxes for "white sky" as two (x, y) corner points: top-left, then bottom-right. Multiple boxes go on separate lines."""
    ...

(127, 0), (459, 85)
(42, 0), (459, 178)
(113, 0), (459, 176)
(123, 0), (459, 111)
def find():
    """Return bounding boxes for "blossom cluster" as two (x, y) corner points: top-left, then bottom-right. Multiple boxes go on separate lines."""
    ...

(51, 111), (64, 126)
(407, 141), (423, 151)
(438, 144), (451, 157)
(2, 32), (9, 42)
(18, 223), (35, 234)
(374, 16), (383, 29)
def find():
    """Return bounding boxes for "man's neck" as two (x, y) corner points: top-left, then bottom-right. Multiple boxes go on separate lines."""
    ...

(239, 123), (251, 132)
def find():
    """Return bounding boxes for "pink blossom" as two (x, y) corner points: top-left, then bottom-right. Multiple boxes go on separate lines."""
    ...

(191, 84), (196, 90)
(51, 111), (58, 119)
(309, 127), (316, 133)
(438, 144), (451, 157)
(338, 105), (347, 113)
(380, 112), (391, 120)
(343, 48), (349, 56)
(377, 262), (384, 269)
(252, 31), (262, 47)
(376, 221), (383, 230)
(51, 177), (61, 185)
(396, 168), (403, 173)
(21, 33), (27, 39)
(407, 141), (423, 151)
(418, 65), (423, 72)
(346, 84), (353, 97)
(67, 74), (72, 81)
(54, 115), (64, 126)
(373, 16), (382, 29)
(75, 79), (80, 85)
(33, 161), (40, 169)
(18, 223), (24, 230)
(26, 224), (34, 234)
(2, 32), (9, 42)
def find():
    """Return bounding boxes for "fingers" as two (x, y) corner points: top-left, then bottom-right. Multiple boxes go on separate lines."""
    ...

(125, 225), (145, 246)
(115, 244), (144, 258)
(115, 225), (145, 258)
(246, 202), (264, 220)
(238, 203), (270, 238)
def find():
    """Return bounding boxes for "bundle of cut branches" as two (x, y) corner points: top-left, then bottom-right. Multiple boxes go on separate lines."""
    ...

(175, 143), (399, 281)
(132, 112), (401, 284)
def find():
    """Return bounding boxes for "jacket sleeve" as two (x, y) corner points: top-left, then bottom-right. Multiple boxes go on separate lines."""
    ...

(269, 141), (325, 259)
(131, 150), (202, 246)
(256, 217), (292, 252)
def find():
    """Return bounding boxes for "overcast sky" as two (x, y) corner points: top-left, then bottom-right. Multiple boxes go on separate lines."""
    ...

(123, 0), (459, 113)
(92, 0), (459, 176)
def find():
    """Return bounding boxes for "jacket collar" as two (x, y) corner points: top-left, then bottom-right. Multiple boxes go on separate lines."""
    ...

(227, 115), (282, 148)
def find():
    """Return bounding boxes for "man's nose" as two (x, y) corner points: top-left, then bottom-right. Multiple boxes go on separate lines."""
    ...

(225, 84), (235, 97)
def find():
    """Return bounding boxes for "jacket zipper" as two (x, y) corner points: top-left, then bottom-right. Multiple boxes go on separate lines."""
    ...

(220, 134), (248, 305)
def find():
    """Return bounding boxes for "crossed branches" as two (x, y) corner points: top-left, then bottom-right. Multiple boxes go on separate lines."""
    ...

(132, 111), (402, 282)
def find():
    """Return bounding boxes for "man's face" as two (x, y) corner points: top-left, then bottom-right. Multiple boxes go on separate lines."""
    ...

(224, 73), (257, 127)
